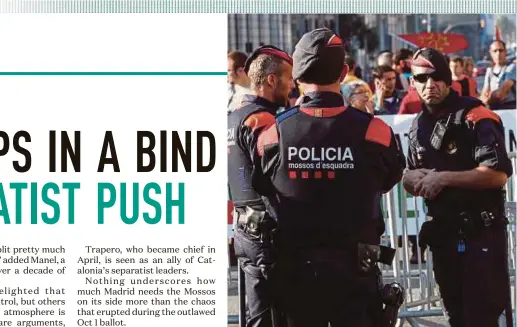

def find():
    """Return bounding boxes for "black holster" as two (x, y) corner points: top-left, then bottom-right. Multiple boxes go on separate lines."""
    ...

(358, 243), (396, 273)
(234, 206), (277, 279)
(418, 220), (444, 249)
(420, 202), (507, 249)
(237, 206), (277, 245)
(379, 282), (405, 327)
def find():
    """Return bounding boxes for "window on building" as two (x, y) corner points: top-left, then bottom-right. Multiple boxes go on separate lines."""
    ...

(329, 20), (335, 32)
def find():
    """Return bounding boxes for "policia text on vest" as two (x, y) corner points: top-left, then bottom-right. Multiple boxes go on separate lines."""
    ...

(0, 130), (216, 225)
(287, 146), (355, 170)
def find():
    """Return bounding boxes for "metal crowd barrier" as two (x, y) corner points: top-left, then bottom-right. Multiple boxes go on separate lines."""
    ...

(228, 152), (517, 326)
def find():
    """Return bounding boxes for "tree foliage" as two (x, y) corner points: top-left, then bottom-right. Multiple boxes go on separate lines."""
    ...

(338, 15), (378, 53)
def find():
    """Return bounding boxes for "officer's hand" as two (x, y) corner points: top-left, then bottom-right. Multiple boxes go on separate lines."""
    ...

(404, 169), (431, 193)
(415, 170), (447, 200)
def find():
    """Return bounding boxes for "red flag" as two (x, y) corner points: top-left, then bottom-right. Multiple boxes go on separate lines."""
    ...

(397, 32), (469, 54)
(494, 23), (502, 41)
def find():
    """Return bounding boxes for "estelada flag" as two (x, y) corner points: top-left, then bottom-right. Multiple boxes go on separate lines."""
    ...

(494, 23), (502, 41)
(397, 32), (469, 54)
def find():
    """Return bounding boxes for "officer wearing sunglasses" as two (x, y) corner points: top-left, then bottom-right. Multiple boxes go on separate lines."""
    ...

(403, 47), (513, 327)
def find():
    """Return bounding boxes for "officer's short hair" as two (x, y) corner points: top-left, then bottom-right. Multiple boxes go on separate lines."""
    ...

(248, 54), (284, 91)
(373, 65), (396, 80)
(228, 51), (248, 71)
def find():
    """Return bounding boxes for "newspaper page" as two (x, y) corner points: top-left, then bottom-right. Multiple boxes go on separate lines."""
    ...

(0, 12), (227, 327)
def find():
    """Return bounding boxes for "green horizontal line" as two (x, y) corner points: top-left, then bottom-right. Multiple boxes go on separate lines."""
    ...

(0, 72), (227, 76)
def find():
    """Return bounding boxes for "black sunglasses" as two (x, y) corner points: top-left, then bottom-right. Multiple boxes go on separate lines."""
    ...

(413, 72), (443, 84)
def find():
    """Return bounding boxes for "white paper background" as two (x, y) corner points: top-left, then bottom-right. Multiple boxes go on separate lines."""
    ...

(0, 14), (228, 326)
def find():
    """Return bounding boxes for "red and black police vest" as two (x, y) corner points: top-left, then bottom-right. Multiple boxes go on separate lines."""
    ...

(408, 94), (510, 215)
(227, 96), (278, 208)
(262, 92), (402, 247)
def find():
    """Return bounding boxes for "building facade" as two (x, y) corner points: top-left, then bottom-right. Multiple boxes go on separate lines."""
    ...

(228, 14), (339, 54)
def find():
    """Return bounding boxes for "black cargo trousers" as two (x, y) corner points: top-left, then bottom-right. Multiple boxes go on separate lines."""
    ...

(423, 218), (510, 327)
(274, 245), (383, 327)
(233, 207), (278, 327)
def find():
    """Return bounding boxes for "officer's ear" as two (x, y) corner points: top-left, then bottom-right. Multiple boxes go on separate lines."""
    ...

(339, 64), (349, 83)
(266, 73), (278, 89)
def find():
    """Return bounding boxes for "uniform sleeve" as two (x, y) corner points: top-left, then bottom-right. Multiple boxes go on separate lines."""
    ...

(406, 125), (418, 170)
(239, 112), (277, 196)
(473, 118), (513, 177)
(257, 123), (280, 179)
(365, 117), (405, 192)
(240, 112), (276, 166)
(380, 129), (406, 192)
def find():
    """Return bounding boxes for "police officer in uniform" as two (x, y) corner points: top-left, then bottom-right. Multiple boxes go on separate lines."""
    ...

(259, 28), (405, 327)
(227, 45), (293, 327)
(402, 48), (513, 327)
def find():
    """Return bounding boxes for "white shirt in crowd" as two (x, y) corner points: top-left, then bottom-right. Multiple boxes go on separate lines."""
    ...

(227, 84), (252, 112)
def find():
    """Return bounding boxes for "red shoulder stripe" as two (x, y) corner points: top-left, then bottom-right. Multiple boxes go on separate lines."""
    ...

(465, 106), (501, 124)
(243, 112), (275, 132)
(257, 124), (278, 157)
(365, 117), (391, 147)
(299, 106), (347, 118)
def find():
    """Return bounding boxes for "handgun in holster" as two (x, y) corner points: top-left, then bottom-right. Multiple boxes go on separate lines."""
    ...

(358, 243), (397, 274)
(242, 206), (274, 245)
(379, 282), (405, 327)
(238, 206), (277, 280)
(357, 244), (404, 326)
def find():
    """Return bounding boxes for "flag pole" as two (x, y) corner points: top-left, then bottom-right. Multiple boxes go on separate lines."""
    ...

(388, 33), (419, 48)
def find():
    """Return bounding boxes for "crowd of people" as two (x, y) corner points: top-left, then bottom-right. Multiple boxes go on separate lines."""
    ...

(341, 41), (516, 115)
(229, 39), (516, 116)
(227, 28), (514, 327)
